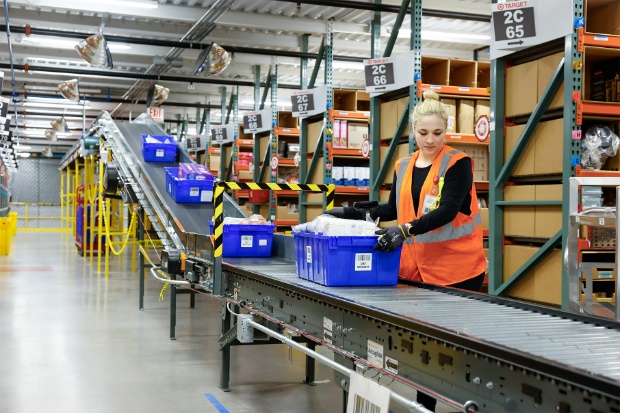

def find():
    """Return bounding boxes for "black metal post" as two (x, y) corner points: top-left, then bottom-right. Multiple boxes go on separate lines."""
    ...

(305, 340), (316, 385)
(138, 206), (145, 311)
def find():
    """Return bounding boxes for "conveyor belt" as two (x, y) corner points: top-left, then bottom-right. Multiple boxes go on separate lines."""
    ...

(223, 257), (620, 396)
(114, 122), (216, 235)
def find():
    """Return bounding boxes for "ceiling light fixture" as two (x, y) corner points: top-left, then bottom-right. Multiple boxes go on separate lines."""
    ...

(192, 43), (232, 77)
(58, 79), (81, 102)
(45, 130), (58, 141)
(75, 33), (113, 68)
(145, 84), (169, 107)
(41, 147), (54, 158)
(50, 117), (68, 132)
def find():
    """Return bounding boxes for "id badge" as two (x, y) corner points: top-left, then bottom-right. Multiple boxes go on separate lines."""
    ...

(422, 194), (437, 214)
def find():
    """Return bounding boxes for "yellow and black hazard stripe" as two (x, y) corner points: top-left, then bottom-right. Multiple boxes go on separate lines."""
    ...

(212, 182), (335, 258)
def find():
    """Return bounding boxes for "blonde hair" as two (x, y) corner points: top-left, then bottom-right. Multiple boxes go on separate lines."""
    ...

(411, 90), (449, 129)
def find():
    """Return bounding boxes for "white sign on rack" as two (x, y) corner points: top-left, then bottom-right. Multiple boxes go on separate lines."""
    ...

(210, 124), (234, 144)
(242, 108), (272, 133)
(185, 134), (206, 150)
(490, 0), (573, 59)
(365, 50), (417, 96)
(291, 85), (327, 118)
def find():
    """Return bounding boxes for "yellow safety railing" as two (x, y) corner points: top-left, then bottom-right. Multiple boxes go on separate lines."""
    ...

(9, 202), (66, 232)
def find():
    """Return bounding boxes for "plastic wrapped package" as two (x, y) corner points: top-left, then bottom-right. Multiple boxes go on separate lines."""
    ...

(223, 214), (268, 225)
(293, 214), (377, 236)
(580, 125), (620, 170)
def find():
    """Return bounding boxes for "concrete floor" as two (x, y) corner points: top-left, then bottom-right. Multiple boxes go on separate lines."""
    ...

(0, 232), (455, 413)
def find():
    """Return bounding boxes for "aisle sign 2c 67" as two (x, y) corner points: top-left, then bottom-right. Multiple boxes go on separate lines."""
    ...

(291, 85), (327, 118)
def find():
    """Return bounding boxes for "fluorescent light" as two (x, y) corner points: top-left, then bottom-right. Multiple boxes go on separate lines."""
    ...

(21, 36), (132, 51)
(16, 145), (32, 150)
(423, 30), (490, 41)
(20, 102), (91, 110)
(99, 0), (158, 9)
(19, 153), (32, 157)
(24, 84), (102, 94)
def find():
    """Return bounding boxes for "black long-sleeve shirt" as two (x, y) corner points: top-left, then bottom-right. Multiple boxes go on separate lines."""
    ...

(373, 157), (473, 235)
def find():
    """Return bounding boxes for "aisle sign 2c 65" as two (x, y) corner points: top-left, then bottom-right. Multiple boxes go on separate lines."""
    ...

(490, 0), (573, 59)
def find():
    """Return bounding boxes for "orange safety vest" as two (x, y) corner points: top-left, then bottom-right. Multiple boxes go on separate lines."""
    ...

(394, 144), (486, 286)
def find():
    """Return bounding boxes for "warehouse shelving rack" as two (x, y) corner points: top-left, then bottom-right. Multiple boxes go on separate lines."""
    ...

(489, 0), (620, 314)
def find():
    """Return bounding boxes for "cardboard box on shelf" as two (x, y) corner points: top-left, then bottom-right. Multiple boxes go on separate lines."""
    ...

(380, 144), (411, 184)
(347, 122), (368, 149)
(504, 124), (536, 176)
(278, 111), (298, 129)
(306, 120), (323, 153)
(457, 99), (475, 134)
(503, 245), (537, 300)
(474, 100), (490, 122)
(534, 119), (563, 175)
(479, 207), (489, 230)
(306, 161), (324, 185)
(380, 100), (398, 140)
(505, 60), (538, 117)
(209, 155), (221, 172)
(586, 0), (620, 36)
(535, 184), (563, 238)
(305, 206), (324, 223)
(396, 97), (411, 137)
(504, 185), (536, 237)
(339, 120), (348, 148)
(276, 204), (299, 221)
(534, 250), (562, 306)
(237, 170), (253, 181)
(537, 52), (565, 110)
(306, 192), (324, 204)
(440, 98), (457, 133)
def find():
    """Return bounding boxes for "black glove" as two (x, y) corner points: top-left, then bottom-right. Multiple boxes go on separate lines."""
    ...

(325, 207), (346, 218)
(353, 200), (379, 220)
(374, 224), (409, 252)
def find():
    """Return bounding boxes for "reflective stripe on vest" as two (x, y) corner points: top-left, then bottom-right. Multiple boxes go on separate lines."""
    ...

(395, 157), (411, 216)
(415, 213), (482, 244)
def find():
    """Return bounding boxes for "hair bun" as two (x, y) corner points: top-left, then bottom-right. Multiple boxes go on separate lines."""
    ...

(422, 90), (440, 102)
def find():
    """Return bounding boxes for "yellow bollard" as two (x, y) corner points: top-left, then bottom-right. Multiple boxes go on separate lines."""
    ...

(8, 212), (17, 236)
(0, 217), (11, 255)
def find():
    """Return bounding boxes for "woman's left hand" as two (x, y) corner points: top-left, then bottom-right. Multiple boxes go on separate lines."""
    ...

(374, 224), (409, 252)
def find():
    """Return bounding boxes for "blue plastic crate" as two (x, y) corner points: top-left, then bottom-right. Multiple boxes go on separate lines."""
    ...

(141, 134), (177, 162)
(210, 222), (275, 257)
(294, 232), (401, 286)
(165, 167), (213, 203)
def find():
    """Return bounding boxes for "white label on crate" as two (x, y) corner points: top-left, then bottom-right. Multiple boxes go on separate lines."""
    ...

(599, 272), (613, 279)
(241, 235), (253, 248)
(367, 340), (384, 368)
(599, 218), (605, 226)
(168, 184), (171, 192)
(385, 356), (399, 374)
(201, 190), (212, 202)
(156, 149), (164, 157)
(306, 245), (312, 263)
(355, 253), (372, 271)
(324, 317), (333, 332)
(259, 239), (267, 246)
(190, 187), (199, 197)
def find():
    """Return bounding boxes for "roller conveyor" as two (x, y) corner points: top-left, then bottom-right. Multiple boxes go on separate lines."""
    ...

(96, 113), (620, 412)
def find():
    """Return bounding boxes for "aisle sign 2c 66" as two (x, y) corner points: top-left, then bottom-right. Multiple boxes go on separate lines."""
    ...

(364, 58), (395, 92)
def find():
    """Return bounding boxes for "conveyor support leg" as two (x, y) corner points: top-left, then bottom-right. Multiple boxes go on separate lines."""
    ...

(219, 303), (231, 392)
(190, 291), (196, 308)
(170, 282), (177, 340)
(305, 341), (316, 386)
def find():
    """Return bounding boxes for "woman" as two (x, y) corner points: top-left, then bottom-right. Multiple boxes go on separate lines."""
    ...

(330, 90), (486, 411)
